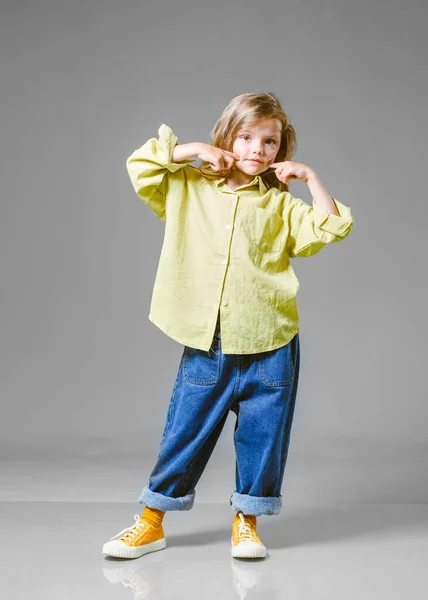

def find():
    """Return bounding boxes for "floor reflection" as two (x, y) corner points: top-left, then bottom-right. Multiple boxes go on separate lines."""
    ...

(102, 547), (267, 599)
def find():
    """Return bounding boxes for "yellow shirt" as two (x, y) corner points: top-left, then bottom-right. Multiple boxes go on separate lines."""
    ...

(126, 124), (355, 354)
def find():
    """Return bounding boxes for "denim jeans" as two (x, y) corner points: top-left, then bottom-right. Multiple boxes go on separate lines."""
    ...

(139, 313), (300, 516)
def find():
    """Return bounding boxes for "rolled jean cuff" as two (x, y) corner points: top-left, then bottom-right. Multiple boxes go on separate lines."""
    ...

(139, 486), (196, 511)
(230, 492), (282, 516)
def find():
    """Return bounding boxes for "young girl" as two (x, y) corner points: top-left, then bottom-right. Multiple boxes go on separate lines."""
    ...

(102, 92), (354, 560)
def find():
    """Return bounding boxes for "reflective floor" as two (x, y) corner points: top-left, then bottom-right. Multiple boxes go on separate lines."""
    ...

(1, 501), (427, 599)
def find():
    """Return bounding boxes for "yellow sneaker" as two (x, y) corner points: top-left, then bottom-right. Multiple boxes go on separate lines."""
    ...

(103, 512), (166, 559)
(231, 511), (266, 558)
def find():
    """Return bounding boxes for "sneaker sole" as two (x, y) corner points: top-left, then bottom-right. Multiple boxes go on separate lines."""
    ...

(231, 537), (266, 558)
(102, 537), (166, 559)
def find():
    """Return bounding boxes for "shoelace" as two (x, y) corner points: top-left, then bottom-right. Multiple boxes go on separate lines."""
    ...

(109, 514), (147, 542)
(237, 513), (257, 542)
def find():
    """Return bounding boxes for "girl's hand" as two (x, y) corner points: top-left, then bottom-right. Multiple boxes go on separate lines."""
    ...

(197, 143), (240, 171)
(268, 160), (316, 185)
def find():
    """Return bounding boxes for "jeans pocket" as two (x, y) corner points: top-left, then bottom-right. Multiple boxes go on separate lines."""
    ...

(183, 339), (221, 385)
(257, 335), (298, 386)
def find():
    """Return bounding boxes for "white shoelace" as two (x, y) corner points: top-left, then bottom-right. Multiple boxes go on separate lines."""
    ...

(109, 514), (147, 542)
(237, 513), (256, 542)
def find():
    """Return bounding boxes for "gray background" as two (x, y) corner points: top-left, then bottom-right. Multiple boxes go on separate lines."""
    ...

(2, 0), (427, 506)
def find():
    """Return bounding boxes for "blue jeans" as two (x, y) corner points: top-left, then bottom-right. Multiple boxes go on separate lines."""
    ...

(139, 313), (300, 516)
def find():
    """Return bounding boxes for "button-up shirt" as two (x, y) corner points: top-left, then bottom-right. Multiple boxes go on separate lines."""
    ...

(126, 124), (355, 354)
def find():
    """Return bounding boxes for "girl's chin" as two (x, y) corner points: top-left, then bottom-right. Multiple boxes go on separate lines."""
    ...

(241, 165), (266, 175)
(231, 163), (268, 177)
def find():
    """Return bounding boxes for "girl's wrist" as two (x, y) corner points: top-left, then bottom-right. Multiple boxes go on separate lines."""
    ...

(306, 170), (319, 184)
(172, 142), (201, 163)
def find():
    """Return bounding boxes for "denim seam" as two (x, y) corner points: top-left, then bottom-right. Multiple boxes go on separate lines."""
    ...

(275, 345), (300, 495)
(160, 363), (182, 444)
(277, 366), (299, 495)
(229, 355), (241, 412)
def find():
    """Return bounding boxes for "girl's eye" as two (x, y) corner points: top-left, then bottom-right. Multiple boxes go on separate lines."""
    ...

(240, 135), (276, 144)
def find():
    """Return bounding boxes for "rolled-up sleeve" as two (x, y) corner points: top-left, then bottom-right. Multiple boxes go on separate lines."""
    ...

(125, 123), (195, 223)
(285, 193), (355, 258)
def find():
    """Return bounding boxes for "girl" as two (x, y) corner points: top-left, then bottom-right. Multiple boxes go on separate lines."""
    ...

(102, 92), (354, 560)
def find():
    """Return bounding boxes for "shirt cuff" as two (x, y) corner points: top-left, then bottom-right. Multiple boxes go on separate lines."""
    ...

(313, 197), (355, 237)
(157, 123), (195, 172)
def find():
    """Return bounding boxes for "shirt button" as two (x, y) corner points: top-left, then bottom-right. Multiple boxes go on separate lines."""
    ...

(225, 224), (231, 230)
(220, 258), (227, 264)
(222, 300), (228, 306)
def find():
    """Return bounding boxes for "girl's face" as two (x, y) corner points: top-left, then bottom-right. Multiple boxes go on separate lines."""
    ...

(231, 118), (282, 176)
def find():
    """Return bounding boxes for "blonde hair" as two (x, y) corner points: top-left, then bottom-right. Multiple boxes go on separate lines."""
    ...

(199, 92), (296, 193)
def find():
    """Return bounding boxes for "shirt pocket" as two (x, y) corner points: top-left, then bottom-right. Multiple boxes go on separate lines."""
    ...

(241, 207), (285, 254)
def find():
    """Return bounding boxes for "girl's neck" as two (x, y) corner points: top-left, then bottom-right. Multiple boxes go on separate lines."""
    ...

(225, 171), (255, 191)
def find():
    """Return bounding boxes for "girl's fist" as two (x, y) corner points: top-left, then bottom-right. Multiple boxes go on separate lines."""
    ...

(268, 161), (315, 185)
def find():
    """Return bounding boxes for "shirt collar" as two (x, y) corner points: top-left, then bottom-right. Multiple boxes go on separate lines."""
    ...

(214, 175), (268, 196)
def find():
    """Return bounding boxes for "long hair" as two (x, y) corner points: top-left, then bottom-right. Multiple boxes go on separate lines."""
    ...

(198, 92), (297, 193)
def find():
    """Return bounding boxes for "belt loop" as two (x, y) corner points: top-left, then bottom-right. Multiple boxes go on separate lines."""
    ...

(214, 312), (221, 340)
